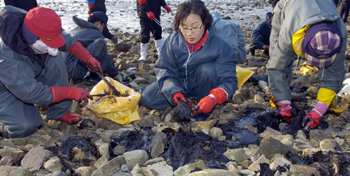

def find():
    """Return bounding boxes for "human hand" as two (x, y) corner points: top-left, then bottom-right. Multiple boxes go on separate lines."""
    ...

(172, 92), (186, 105)
(146, 11), (155, 20)
(163, 5), (171, 13)
(277, 100), (292, 123)
(302, 110), (321, 131)
(195, 95), (216, 114)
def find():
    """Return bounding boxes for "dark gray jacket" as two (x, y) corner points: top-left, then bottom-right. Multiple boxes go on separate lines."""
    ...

(155, 30), (238, 103)
(0, 6), (76, 105)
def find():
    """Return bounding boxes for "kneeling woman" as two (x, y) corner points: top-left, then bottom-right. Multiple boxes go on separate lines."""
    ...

(140, 0), (238, 117)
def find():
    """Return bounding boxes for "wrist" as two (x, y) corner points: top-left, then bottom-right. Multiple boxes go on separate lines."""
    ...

(313, 101), (329, 116)
(209, 88), (228, 105)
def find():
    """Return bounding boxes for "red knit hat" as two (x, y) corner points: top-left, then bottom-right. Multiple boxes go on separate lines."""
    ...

(24, 7), (65, 48)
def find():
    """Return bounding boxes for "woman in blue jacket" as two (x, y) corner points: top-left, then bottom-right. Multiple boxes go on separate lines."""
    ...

(140, 0), (237, 117)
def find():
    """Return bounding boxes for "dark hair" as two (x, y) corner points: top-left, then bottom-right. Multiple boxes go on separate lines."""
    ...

(88, 11), (108, 25)
(173, 0), (212, 32)
(268, 0), (280, 8)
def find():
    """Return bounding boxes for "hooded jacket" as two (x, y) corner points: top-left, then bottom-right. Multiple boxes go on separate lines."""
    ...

(249, 12), (273, 50)
(155, 30), (238, 103)
(0, 6), (76, 105)
(69, 16), (104, 47)
(267, 0), (347, 102)
(211, 11), (246, 63)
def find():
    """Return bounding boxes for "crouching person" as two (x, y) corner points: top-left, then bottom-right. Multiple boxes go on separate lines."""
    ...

(61, 11), (118, 84)
(0, 6), (103, 138)
(140, 0), (237, 119)
(267, 0), (347, 130)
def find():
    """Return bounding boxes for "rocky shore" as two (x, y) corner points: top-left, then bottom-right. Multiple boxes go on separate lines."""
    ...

(1, 1), (350, 176)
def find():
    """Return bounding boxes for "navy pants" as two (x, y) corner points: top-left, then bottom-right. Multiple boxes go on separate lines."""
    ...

(140, 62), (218, 110)
(140, 16), (162, 43)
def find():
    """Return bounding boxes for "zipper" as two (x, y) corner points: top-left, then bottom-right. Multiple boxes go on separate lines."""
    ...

(184, 45), (193, 90)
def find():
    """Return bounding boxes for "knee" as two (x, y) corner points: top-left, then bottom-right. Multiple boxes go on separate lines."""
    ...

(3, 119), (42, 138)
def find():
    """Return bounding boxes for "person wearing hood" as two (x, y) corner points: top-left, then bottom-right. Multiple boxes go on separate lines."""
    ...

(267, 0), (347, 130)
(248, 12), (273, 56)
(140, 0), (237, 119)
(86, 0), (118, 44)
(0, 6), (102, 138)
(339, 0), (350, 23)
(137, 0), (171, 61)
(210, 11), (246, 63)
(61, 11), (118, 84)
(3, 0), (38, 11)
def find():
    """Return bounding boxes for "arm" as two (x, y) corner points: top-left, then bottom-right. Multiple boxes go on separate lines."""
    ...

(235, 23), (246, 62)
(154, 36), (184, 105)
(266, 2), (295, 102)
(4, 0), (16, 6)
(137, 0), (151, 13)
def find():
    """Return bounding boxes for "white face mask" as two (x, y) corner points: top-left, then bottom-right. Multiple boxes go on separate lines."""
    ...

(31, 40), (58, 56)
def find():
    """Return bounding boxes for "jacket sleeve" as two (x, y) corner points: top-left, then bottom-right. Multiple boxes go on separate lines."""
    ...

(0, 56), (53, 105)
(235, 23), (246, 63)
(215, 41), (238, 99)
(4, 0), (16, 6)
(154, 37), (184, 104)
(138, 0), (151, 12)
(266, 1), (295, 102)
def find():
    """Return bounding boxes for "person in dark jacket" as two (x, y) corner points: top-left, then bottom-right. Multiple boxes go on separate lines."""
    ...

(4, 0), (37, 11)
(86, 0), (118, 43)
(248, 12), (273, 56)
(339, 0), (350, 23)
(61, 11), (118, 84)
(0, 6), (102, 138)
(137, 0), (171, 61)
(140, 0), (237, 118)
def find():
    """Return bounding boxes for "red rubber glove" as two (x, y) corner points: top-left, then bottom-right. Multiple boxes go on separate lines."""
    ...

(302, 102), (328, 131)
(172, 92), (187, 105)
(302, 110), (321, 131)
(163, 5), (171, 13)
(58, 112), (82, 124)
(68, 41), (102, 73)
(50, 87), (92, 103)
(277, 100), (292, 123)
(146, 11), (155, 20)
(263, 45), (269, 51)
(196, 88), (228, 114)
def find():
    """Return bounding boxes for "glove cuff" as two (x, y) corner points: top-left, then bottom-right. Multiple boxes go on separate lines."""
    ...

(313, 101), (329, 116)
(209, 88), (228, 105)
(68, 41), (91, 63)
(277, 100), (291, 108)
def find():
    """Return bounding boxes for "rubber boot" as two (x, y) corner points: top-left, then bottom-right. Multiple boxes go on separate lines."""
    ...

(155, 38), (164, 55)
(139, 43), (148, 61)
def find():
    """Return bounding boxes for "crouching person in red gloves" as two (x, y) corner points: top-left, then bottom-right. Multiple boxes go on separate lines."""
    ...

(0, 6), (102, 138)
(140, 0), (237, 119)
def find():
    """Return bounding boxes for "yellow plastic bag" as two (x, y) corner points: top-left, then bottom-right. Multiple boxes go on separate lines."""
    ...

(88, 77), (141, 125)
(299, 62), (318, 76)
(236, 66), (254, 88)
